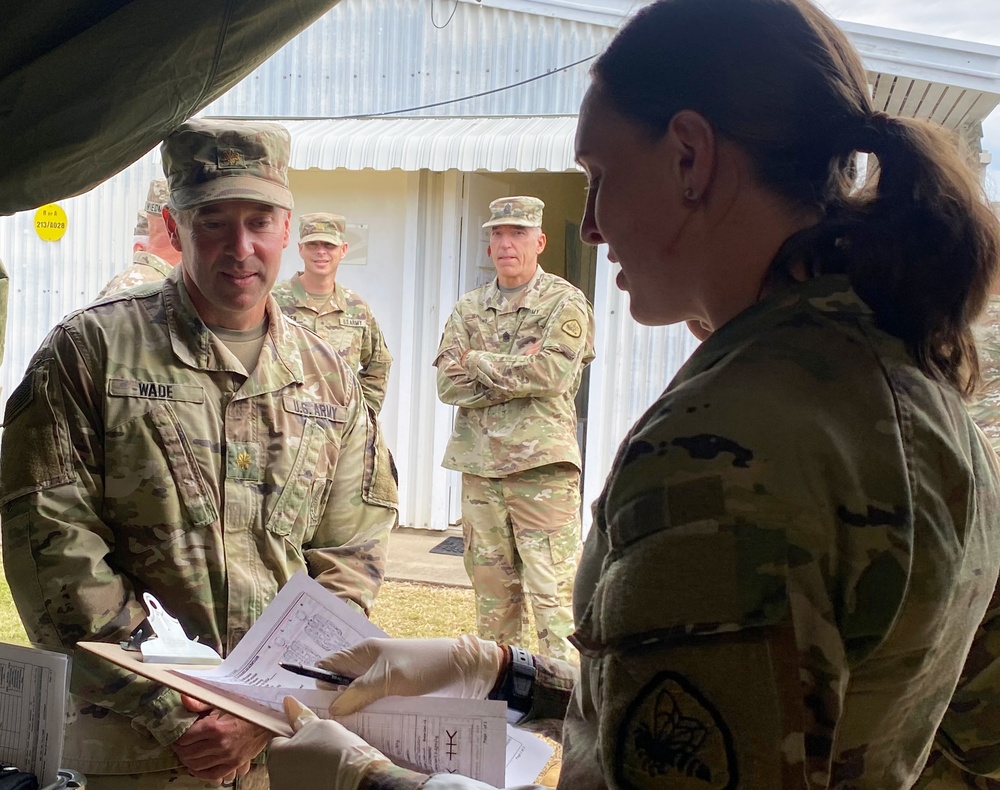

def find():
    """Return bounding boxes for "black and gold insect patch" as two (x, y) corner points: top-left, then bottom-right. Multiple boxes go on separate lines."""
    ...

(561, 319), (583, 338)
(617, 672), (737, 789)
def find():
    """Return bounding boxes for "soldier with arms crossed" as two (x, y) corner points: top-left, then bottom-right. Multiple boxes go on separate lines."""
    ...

(433, 196), (595, 664)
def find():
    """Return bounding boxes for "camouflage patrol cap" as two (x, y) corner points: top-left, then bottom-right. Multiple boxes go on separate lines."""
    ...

(143, 179), (169, 216)
(161, 119), (293, 211)
(299, 212), (346, 246)
(133, 211), (149, 237)
(482, 196), (544, 228)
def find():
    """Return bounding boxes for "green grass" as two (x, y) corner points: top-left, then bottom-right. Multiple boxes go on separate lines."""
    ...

(0, 572), (27, 645)
(0, 579), (539, 652)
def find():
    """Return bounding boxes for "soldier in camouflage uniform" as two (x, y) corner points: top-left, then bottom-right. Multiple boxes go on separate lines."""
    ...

(434, 196), (595, 663)
(911, 293), (1000, 790)
(272, 213), (392, 414)
(967, 294), (1000, 455)
(0, 119), (398, 789)
(133, 210), (150, 251)
(265, 0), (1000, 787)
(98, 178), (182, 298)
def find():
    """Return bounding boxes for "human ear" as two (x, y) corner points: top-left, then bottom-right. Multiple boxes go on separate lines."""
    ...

(162, 207), (183, 252)
(666, 110), (717, 204)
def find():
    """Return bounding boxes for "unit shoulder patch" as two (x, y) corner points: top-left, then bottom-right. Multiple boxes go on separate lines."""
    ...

(561, 319), (583, 338)
(616, 672), (737, 790)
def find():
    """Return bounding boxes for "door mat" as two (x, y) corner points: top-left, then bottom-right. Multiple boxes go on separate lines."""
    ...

(429, 536), (465, 556)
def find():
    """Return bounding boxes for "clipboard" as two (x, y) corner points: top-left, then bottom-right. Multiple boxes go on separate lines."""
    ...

(78, 641), (293, 736)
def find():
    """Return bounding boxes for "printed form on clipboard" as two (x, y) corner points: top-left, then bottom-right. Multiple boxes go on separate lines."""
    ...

(0, 641), (68, 787)
(145, 572), (551, 787)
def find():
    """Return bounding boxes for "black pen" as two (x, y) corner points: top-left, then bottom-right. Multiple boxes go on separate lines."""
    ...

(279, 662), (356, 686)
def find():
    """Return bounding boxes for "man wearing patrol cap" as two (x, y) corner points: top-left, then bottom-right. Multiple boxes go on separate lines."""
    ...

(133, 211), (150, 252)
(273, 213), (392, 413)
(1, 118), (398, 789)
(98, 178), (183, 297)
(434, 195), (595, 663)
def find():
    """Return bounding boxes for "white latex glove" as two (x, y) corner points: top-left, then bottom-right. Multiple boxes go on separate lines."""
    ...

(269, 697), (392, 790)
(321, 634), (504, 716)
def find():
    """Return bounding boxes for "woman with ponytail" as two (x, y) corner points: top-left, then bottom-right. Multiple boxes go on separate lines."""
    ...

(268, 1), (1000, 787)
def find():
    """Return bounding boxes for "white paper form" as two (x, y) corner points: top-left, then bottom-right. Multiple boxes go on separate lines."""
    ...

(180, 570), (386, 693)
(0, 642), (68, 786)
(175, 572), (517, 784)
(505, 727), (555, 786)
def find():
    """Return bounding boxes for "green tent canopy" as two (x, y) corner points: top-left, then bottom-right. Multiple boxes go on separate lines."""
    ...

(0, 0), (340, 216)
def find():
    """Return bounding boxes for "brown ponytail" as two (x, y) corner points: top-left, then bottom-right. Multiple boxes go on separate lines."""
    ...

(593, 0), (1000, 394)
(829, 112), (999, 394)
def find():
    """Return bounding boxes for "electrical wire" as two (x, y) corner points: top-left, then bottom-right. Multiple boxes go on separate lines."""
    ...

(353, 52), (598, 118)
(430, 0), (460, 29)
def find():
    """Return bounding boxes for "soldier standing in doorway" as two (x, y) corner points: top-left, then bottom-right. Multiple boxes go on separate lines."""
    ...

(434, 195), (595, 663)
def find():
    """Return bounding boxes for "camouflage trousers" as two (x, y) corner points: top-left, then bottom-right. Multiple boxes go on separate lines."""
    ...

(461, 463), (581, 663)
(82, 765), (268, 790)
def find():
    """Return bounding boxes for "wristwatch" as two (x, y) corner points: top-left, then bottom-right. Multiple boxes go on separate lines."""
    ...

(489, 645), (535, 713)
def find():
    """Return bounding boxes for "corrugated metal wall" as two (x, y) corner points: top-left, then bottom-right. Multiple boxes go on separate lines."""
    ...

(204, 0), (615, 118)
(0, 151), (163, 401)
(582, 247), (702, 530)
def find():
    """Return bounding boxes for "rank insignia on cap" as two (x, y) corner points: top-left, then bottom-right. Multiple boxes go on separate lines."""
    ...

(503, 203), (513, 215)
(616, 672), (736, 789)
(561, 319), (583, 338)
(217, 148), (247, 169)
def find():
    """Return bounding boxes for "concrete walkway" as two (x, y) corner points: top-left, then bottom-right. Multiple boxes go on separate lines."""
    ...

(385, 527), (471, 588)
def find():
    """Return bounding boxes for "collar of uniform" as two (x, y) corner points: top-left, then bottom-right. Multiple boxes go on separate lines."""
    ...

(161, 266), (305, 388)
(289, 272), (346, 314)
(483, 264), (545, 312)
(672, 274), (870, 386)
(133, 251), (174, 278)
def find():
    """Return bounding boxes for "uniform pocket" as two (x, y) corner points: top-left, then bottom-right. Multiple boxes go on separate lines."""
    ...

(264, 419), (328, 539)
(577, 528), (792, 790)
(581, 528), (788, 654)
(103, 401), (218, 552)
(0, 361), (74, 505)
(547, 520), (581, 565)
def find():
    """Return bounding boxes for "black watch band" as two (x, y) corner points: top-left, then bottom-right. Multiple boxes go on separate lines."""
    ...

(489, 645), (535, 713)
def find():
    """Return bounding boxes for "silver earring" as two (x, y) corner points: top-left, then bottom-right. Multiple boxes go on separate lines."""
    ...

(684, 187), (697, 202)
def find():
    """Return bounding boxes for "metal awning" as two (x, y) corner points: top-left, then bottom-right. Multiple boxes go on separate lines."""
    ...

(283, 116), (580, 173)
(842, 21), (1000, 152)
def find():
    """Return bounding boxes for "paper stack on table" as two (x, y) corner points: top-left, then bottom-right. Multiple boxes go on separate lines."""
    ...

(0, 641), (68, 787)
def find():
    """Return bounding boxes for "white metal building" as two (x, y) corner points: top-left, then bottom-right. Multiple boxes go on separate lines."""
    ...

(1, 0), (998, 532)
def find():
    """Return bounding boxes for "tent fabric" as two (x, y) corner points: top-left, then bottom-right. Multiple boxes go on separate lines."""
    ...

(0, 0), (341, 216)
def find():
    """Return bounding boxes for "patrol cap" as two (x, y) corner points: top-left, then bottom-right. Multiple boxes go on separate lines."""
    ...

(482, 196), (544, 228)
(299, 212), (346, 246)
(161, 119), (293, 212)
(133, 211), (149, 237)
(143, 179), (169, 217)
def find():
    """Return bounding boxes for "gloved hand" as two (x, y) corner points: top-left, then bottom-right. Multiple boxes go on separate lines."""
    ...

(269, 697), (392, 790)
(320, 634), (505, 715)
